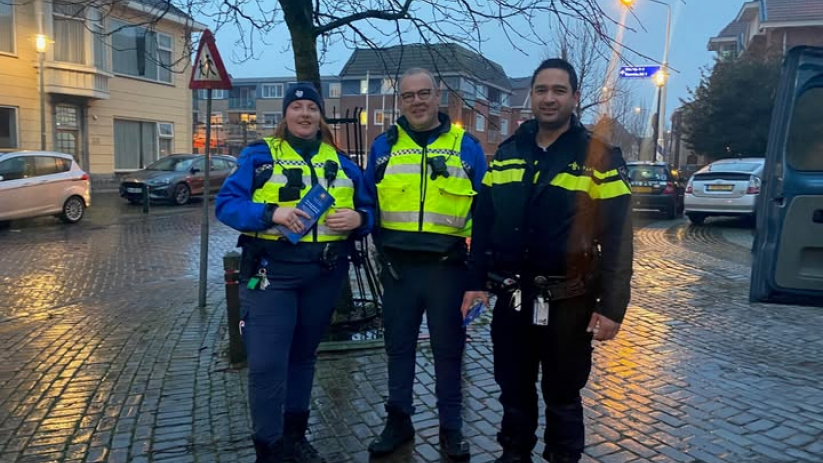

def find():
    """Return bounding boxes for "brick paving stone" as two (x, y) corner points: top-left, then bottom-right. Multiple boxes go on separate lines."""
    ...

(1, 205), (822, 463)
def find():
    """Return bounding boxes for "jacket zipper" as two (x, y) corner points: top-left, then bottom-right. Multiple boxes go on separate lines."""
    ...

(419, 145), (428, 232)
(306, 157), (319, 242)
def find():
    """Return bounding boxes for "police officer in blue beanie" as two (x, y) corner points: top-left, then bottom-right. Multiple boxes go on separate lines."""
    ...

(216, 82), (375, 463)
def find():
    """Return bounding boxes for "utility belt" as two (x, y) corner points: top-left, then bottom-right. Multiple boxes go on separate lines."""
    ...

(238, 235), (349, 279)
(486, 272), (591, 326)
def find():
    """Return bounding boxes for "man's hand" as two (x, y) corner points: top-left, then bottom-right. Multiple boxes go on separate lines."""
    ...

(587, 313), (621, 341)
(461, 291), (490, 318)
(325, 208), (362, 231)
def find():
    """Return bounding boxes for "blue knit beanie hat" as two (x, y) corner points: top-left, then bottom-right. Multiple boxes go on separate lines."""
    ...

(283, 82), (324, 116)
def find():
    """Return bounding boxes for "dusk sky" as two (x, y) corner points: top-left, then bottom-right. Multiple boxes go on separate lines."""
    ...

(204, 0), (745, 124)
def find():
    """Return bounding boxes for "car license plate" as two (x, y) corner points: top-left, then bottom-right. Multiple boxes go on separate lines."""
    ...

(632, 186), (652, 194)
(126, 187), (143, 193)
(706, 184), (734, 192)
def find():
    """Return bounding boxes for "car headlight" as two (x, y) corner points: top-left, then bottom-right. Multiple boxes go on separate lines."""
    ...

(147, 178), (171, 186)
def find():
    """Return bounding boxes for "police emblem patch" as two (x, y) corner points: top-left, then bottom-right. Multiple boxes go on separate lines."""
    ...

(295, 90), (304, 97)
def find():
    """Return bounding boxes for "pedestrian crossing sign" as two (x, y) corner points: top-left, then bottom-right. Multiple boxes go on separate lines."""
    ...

(189, 29), (232, 90)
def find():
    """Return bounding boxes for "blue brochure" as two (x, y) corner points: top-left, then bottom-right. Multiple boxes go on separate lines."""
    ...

(276, 184), (335, 244)
(462, 301), (487, 328)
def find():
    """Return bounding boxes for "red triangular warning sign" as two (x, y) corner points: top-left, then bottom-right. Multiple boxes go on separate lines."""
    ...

(190, 29), (232, 90)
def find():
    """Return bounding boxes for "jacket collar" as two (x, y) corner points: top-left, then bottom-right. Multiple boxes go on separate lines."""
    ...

(513, 114), (586, 151)
(396, 112), (452, 138)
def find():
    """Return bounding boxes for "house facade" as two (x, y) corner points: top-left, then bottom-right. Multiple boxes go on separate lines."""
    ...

(337, 44), (514, 159)
(0, 0), (202, 187)
(191, 76), (342, 157)
(708, 0), (823, 58)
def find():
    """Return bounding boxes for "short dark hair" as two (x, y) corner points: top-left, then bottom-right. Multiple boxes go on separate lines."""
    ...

(530, 58), (579, 93)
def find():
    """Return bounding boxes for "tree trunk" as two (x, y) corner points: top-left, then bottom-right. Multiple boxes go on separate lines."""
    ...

(279, 0), (322, 93)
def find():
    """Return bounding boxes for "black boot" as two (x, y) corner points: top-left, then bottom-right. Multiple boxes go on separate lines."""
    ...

(367, 404), (415, 456)
(253, 438), (285, 463)
(494, 435), (533, 463)
(283, 411), (326, 463)
(439, 428), (470, 461)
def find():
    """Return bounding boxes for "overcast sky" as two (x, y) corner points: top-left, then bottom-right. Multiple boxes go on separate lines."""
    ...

(204, 0), (744, 124)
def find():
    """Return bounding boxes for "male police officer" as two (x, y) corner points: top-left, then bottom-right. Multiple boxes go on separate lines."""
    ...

(364, 68), (487, 460)
(462, 59), (633, 463)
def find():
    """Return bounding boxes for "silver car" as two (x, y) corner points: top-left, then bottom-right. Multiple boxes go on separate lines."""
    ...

(0, 151), (91, 226)
(684, 157), (765, 225)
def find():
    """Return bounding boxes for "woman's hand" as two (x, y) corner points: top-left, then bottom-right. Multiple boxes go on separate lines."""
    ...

(272, 207), (311, 234)
(325, 208), (362, 231)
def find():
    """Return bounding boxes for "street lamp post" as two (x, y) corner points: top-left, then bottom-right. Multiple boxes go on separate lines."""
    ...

(621, 0), (672, 161)
(35, 34), (48, 150)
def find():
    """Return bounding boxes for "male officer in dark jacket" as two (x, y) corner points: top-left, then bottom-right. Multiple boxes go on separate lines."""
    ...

(462, 58), (633, 463)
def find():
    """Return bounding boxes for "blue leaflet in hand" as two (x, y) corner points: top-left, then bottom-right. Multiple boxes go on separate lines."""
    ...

(276, 184), (335, 244)
(462, 301), (486, 328)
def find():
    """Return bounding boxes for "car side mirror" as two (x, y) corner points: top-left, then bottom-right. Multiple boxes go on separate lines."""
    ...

(0, 175), (4, 182)
(191, 167), (201, 174)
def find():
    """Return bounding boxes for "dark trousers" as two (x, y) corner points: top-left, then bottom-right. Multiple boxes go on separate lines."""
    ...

(240, 260), (348, 445)
(491, 292), (594, 458)
(381, 256), (466, 430)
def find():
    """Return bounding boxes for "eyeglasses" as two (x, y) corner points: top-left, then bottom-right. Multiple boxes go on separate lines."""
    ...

(400, 88), (434, 103)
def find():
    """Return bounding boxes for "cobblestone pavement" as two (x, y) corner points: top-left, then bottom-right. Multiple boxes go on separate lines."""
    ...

(0, 201), (821, 463)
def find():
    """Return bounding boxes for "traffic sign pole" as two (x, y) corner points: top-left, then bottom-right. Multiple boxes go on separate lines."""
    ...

(190, 29), (232, 309)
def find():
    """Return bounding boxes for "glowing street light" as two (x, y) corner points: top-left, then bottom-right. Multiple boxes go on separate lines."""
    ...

(34, 34), (51, 150)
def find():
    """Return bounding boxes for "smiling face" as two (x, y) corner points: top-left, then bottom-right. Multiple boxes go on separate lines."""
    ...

(285, 99), (321, 139)
(399, 72), (441, 131)
(530, 68), (580, 130)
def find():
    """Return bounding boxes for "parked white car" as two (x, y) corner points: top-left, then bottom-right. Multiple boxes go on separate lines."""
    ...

(684, 157), (765, 225)
(0, 151), (91, 226)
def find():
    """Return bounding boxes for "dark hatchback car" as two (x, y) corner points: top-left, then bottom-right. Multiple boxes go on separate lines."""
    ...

(626, 161), (685, 219)
(119, 154), (237, 205)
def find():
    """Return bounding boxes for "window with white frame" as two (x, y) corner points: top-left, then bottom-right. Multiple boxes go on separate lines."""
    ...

(0, 107), (18, 149)
(113, 120), (159, 170)
(500, 118), (509, 137)
(262, 112), (281, 127)
(374, 109), (397, 126)
(261, 84), (284, 99)
(360, 79), (369, 95)
(197, 89), (227, 99)
(158, 123), (174, 156)
(210, 112), (224, 126)
(381, 78), (395, 95)
(329, 82), (341, 98)
(111, 19), (173, 84)
(475, 113), (486, 132)
(90, 8), (107, 70)
(0, 2), (14, 55)
(53, 1), (86, 64)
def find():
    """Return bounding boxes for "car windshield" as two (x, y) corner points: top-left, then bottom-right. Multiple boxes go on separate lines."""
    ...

(708, 162), (762, 173)
(146, 157), (197, 172)
(627, 165), (669, 182)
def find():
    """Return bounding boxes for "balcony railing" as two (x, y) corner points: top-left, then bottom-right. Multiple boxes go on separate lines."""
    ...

(43, 62), (111, 99)
(228, 98), (256, 110)
(488, 101), (502, 116)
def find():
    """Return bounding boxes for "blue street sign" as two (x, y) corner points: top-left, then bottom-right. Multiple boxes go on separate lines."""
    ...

(619, 66), (662, 78)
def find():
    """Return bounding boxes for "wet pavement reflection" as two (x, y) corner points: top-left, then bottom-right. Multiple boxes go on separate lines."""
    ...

(0, 196), (820, 462)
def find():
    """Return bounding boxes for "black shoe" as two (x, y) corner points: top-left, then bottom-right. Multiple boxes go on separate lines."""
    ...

(494, 448), (533, 463)
(283, 412), (326, 463)
(367, 405), (415, 456)
(253, 438), (285, 463)
(541, 451), (580, 463)
(439, 428), (470, 461)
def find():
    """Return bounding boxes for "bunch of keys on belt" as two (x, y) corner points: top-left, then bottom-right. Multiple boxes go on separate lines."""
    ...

(532, 292), (550, 326)
(248, 262), (270, 290)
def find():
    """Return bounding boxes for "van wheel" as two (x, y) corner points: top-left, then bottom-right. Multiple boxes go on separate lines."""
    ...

(687, 213), (706, 225)
(664, 205), (677, 220)
(60, 196), (86, 223)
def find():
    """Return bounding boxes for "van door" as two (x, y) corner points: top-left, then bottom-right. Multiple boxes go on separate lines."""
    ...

(750, 46), (823, 307)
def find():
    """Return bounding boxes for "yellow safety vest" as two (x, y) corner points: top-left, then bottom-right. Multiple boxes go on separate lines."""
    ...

(376, 124), (475, 237)
(247, 138), (355, 242)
